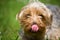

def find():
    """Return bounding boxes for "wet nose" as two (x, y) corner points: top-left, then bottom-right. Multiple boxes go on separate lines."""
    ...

(33, 22), (37, 25)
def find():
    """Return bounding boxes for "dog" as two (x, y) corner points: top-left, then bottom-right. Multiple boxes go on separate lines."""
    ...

(16, 0), (60, 40)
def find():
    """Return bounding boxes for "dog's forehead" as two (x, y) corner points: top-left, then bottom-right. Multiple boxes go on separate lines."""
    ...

(19, 2), (52, 18)
(23, 7), (46, 15)
(19, 8), (45, 18)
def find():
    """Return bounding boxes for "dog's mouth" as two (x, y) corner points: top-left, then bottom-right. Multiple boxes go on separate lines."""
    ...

(30, 24), (39, 32)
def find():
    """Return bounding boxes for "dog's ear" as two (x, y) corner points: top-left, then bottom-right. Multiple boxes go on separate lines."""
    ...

(49, 14), (53, 25)
(45, 10), (53, 26)
(47, 14), (53, 26)
(45, 13), (53, 29)
(16, 11), (24, 21)
(46, 8), (53, 26)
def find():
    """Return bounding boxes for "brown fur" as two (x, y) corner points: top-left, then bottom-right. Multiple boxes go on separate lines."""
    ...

(16, 2), (52, 40)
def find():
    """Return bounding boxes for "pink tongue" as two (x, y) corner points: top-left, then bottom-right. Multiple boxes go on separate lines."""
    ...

(31, 24), (39, 32)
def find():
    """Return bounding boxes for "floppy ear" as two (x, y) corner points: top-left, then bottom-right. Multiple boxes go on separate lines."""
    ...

(49, 14), (53, 25)
(47, 13), (53, 26)
(46, 8), (53, 26)
(44, 10), (53, 26)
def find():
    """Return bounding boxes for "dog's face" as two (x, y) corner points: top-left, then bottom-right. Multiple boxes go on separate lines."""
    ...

(16, 3), (52, 33)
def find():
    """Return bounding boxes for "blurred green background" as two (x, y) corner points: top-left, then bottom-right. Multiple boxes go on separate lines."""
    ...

(0, 0), (60, 40)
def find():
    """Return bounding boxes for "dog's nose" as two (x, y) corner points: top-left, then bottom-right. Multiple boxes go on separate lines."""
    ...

(33, 22), (37, 24)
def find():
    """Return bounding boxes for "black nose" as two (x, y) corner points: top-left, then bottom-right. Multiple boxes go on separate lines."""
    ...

(33, 22), (37, 24)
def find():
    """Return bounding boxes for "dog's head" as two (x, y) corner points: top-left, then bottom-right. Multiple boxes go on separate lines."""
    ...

(16, 2), (52, 33)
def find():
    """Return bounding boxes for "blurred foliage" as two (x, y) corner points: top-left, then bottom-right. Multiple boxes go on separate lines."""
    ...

(0, 0), (60, 40)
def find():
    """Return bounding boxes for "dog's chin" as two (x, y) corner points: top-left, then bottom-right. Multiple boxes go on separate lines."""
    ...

(29, 30), (39, 33)
(29, 29), (40, 33)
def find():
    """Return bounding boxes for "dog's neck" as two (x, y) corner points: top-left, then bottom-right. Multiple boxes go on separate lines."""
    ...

(20, 28), (45, 40)
(23, 32), (45, 40)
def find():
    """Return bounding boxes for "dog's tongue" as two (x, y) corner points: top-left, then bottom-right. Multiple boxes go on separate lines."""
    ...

(31, 24), (39, 32)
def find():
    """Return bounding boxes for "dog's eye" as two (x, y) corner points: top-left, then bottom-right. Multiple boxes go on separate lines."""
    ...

(39, 15), (44, 19)
(25, 14), (31, 18)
